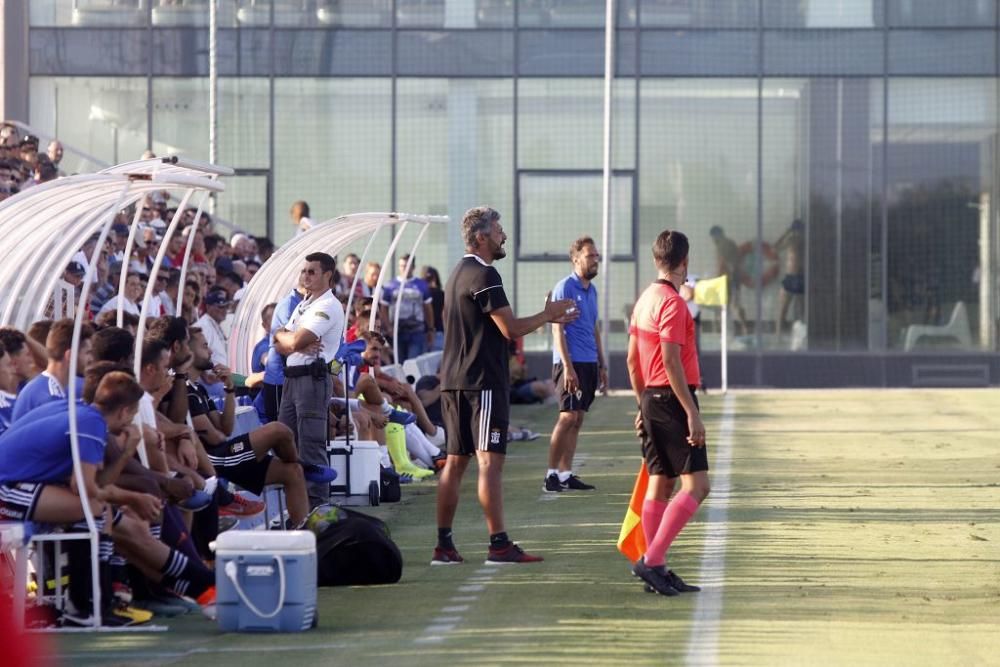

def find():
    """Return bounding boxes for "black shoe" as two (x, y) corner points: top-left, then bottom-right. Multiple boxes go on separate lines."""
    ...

(563, 474), (595, 491)
(543, 473), (563, 493)
(631, 557), (679, 596)
(666, 569), (700, 592)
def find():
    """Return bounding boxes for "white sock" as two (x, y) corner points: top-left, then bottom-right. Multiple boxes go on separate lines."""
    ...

(557, 470), (572, 483)
(203, 476), (218, 496)
(379, 445), (391, 468)
(404, 422), (440, 467)
(426, 426), (446, 447)
(546, 468), (558, 478)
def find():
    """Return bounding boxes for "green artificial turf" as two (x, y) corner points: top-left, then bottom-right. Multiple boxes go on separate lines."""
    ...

(50, 389), (1000, 666)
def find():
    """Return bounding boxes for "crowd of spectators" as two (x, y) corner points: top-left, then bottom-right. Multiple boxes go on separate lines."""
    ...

(0, 143), (558, 626)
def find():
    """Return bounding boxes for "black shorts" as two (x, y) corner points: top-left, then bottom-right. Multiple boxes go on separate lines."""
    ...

(782, 273), (805, 295)
(0, 482), (45, 521)
(640, 387), (709, 478)
(204, 433), (272, 495)
(442, 389), (510, 456)
(554, 362), (599, 412)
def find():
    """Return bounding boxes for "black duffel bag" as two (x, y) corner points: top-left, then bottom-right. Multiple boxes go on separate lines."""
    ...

(310, 506), (403, 586)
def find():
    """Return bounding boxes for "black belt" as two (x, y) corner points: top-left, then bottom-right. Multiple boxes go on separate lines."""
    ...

(285, 360), (329, 379)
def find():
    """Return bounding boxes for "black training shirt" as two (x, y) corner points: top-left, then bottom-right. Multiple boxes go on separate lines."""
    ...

(440, 255), (511, 391)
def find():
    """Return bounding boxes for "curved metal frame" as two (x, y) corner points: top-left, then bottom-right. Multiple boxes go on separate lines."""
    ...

(228, 212), (449, 376)
(0, 158), (231, 629)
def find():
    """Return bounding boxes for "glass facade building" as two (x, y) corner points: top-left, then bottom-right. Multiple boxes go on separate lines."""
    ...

(12, 0), (1000, 385)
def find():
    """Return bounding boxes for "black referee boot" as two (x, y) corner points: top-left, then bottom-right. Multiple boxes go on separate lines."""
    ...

(632, 557), (679, 596)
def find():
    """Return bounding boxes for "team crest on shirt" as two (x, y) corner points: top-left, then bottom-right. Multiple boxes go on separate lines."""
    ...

(232, 442), (245, 453)
(315, 311), (330, 320)
(490, 429), (501, 445)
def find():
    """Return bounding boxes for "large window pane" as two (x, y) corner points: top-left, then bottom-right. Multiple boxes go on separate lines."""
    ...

(28, 76), (148, 169)
(31, 0), (148, 28)
(273, 79), (391, 246)
(517, 79), (635, 171)
(763, 79), (882, 352)
(396, 78), (514, 287)
(763, 0), (882, 27)
(883, 79), (996, 351)
(639, 79), (759, 351)
(888, 0), (995, 27)
(151, 78), (270, 168)
(640, 0), (758, 28)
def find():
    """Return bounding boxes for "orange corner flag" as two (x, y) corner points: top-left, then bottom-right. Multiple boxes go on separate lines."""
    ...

(616, 463), (649, 563)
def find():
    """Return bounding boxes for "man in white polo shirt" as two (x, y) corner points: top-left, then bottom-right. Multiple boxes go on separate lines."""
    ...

(275, 252), (345, 507)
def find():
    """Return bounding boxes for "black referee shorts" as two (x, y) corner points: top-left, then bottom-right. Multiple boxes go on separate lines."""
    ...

(553, 362), (599, 412)
(442, 389), (510, 456)
(640, 386), (709, 478)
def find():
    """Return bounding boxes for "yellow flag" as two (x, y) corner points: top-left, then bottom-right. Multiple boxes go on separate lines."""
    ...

(694, 274), (728, 307)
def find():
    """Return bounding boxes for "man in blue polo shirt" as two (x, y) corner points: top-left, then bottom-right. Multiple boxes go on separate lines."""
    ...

(257, 282), (304, 424)
(11, 319), (93, 422)
(544, 236), (607, 493)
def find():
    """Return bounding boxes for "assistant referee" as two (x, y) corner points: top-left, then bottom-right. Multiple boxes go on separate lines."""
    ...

(432, 206), (578, 565)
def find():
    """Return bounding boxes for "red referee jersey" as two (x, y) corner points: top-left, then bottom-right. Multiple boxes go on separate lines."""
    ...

(629, 279), (700, 388)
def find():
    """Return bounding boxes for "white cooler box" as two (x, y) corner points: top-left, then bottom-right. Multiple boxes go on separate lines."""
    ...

(328, 439), (381, 505)
(215, 530), (317, 633)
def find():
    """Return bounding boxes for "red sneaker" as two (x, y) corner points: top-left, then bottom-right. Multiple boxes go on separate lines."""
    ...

(485, 543), (543, 564)
(219, 494), (265, 517)
(430, 546), (464, 565)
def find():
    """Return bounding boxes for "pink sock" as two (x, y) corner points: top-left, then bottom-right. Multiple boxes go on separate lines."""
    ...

(641, 498), (668, 546)
(644, 491), (700, 567)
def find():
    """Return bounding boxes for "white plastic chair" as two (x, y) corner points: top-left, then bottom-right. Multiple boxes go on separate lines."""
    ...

(903, 301), (973, 351)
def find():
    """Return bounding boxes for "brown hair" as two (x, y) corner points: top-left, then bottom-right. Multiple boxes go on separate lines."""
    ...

(90, 369), (142, 412)
(569, 236), (595, 259)
(46, 318), (94, 360)
(652, 230), (689, 271)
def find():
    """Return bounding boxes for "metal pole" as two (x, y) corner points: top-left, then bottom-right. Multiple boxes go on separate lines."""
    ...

(209, 0), (218, 166)
(600, 0), (616, 371)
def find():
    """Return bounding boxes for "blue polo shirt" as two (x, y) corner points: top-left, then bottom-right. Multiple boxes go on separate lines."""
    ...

(0, 402), (107, 484)
(11, 372), (85, 423)
(263, 289), (304, 386)
(551, 272), (599, 364)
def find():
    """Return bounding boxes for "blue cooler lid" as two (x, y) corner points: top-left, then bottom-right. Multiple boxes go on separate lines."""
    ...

(215, 530), (316, 555)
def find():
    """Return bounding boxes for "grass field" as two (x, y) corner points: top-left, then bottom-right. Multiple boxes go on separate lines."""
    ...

(51, 389), (1000, 666)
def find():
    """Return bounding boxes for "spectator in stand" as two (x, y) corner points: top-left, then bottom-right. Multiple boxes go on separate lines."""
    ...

(203, 234), (224, 267)
(195, 288), (231, 366)
(99, 272), (144, 318)
(250, 303), (276, 376)
(62, 261), (86, 292)
(11, 319), (93, 421)
(0, 158), (20, 202)
(380, 254), (435, 364)
(47, 139), (63, 168)
(246, 259), (261, 281)
(361, 261), (381, 298)
(337, 253), (361, 299)
(255, 236), (275, 263)
(422, 265), (445, 351)
(95, 310), (139, 336)
(290, 200), (314, 237)
(215, 270), (243, 305)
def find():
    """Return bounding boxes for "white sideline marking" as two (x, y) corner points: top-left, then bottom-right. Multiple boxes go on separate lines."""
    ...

(457, 584), (485, 592)
(441, 605), (469, 613)
(450, 596), (477, 602)
(685, 393), (736, 667)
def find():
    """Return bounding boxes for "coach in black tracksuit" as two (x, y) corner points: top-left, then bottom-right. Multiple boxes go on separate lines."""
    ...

(430, 206), (578, 566)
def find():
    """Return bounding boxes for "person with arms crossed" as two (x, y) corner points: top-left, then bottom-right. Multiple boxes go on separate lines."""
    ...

(626, 229), (709, 596)
(432, 206), (578, 566)
(545, 236), (606, 493)
(275, 252), (345, 508)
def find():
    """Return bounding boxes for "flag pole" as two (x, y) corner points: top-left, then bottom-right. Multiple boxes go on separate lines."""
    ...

(721, 303), (728, 394)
